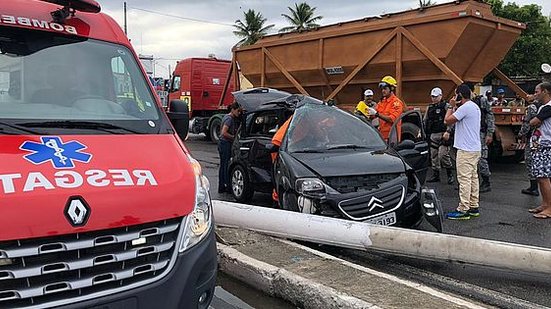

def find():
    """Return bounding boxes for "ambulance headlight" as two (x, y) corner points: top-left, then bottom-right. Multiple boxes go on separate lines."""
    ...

(179, 159), (213, 252)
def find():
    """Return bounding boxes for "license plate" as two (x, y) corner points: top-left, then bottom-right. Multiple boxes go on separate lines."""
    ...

(365, 212), (396, 226)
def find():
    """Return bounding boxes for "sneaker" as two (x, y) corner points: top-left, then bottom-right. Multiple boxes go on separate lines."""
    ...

(467, 208), (480, 217)
(446, 211), (470, 220)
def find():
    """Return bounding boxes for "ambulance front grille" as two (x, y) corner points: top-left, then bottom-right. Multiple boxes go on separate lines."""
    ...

(0, 217), (182, 308)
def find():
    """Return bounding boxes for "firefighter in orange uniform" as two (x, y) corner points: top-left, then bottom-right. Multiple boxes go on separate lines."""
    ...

(368, 76), (405, 141)
(270, 115), (293, 203)
(271, 116), (292, 162)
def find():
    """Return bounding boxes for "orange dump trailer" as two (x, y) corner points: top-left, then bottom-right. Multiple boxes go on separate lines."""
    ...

(231, 0), (527, 159)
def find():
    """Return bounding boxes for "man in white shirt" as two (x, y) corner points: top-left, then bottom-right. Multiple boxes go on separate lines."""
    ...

(444, 84), (482, 220)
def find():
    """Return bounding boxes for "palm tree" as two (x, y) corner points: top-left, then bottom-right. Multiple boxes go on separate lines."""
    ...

(279, 2), (322, 33)
(233, 9), (274, 46)
(419, 0), (436, 9)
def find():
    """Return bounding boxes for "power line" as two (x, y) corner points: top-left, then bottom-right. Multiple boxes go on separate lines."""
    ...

(154, 57), (181, 61)
(128, 6), (234, 27)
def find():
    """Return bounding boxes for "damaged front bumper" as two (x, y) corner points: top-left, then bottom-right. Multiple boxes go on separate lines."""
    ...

(294, 175), (443, 232)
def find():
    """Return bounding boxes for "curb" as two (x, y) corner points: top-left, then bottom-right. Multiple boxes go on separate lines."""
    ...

(217, 243), (380, 309)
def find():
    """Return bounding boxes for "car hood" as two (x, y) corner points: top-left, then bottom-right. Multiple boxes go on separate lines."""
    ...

(290, 149), (405, 177)
(0, 135), (196, 241)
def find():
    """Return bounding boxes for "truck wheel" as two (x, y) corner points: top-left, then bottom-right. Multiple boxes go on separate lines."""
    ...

(401, 122), (421, 142)
(209, 118), (221, 143)
(510, 150), (525, 163)
(230, 165), (254, 203)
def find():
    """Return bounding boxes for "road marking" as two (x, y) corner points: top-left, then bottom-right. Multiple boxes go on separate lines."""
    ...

(279, 239), (487, 309)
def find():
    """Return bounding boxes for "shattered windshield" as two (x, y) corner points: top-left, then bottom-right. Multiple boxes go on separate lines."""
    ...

(285, 103), (386, 153)
(0, 27), (165, 134)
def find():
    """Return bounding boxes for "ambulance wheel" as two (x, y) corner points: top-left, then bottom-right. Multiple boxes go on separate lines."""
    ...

(510, 150), (524, 163)
(231, 165), (254, 203)
(209, 118), (221, 143)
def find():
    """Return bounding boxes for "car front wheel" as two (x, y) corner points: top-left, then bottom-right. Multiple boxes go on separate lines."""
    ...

(230, 165), (254, 203)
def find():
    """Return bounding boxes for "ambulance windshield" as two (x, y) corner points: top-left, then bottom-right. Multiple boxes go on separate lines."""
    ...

(0, 27), (167, 134)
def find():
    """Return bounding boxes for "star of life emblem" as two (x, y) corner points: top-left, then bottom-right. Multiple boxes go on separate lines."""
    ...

(20, 136), (92, 169)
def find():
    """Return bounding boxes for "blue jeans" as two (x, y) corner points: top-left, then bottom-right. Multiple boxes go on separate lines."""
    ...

(218, 140), (232, 192)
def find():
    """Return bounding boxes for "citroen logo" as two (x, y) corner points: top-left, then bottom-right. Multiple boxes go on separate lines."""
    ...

(64, 196), (91, 227)
(367, 196), (384, 212)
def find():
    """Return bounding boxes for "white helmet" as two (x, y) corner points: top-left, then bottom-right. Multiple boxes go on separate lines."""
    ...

(430, 87), (443, 97)
(364, 89), (374, 96)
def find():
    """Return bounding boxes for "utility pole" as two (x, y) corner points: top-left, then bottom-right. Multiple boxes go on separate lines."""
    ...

(123, 2), (127, 35)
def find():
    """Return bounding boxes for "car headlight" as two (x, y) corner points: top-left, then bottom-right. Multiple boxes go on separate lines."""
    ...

(296, 178), (325, 194)
(179, 157), (213, 252)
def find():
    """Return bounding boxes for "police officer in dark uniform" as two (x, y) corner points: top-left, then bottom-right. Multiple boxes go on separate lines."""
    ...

(424, 87), (454, 184)
(518, 95), (541, 195)
(473, 92), (495, 193)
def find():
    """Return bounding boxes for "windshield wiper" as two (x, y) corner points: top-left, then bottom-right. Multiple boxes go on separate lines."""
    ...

(0, 121), (43, 135)
(291, 148), (325, 153)
(326, 144), (370, 150)
(19, 121), (142, 134)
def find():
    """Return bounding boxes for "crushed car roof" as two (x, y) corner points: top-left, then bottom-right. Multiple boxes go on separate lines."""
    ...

(232, 88), (323, 112)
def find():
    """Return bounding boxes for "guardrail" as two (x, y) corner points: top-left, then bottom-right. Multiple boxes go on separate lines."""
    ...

(213, 200), (551, 275)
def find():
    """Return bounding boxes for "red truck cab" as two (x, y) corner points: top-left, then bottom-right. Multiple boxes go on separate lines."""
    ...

(168, 58), (235, 141)
(0, 1), (217, 308)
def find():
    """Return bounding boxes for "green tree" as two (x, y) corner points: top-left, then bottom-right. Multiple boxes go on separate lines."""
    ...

(279, 2), (323, 33)
(418, 0), (436, 8)
(233, 9), (274, 46)
(487, 0), (551, 77)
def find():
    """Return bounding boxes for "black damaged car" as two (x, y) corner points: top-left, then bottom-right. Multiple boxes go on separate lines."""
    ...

(228, 88), (442, 231)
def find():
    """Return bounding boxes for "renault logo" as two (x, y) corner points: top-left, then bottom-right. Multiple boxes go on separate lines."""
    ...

(64, 196), (91, 227)
(367, 196), (384, 212)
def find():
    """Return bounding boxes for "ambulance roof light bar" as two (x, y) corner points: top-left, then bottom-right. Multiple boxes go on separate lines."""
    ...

(42, 0), (101, 22)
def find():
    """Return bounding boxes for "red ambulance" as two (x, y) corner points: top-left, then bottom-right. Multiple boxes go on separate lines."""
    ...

(0, 0), (216, 308)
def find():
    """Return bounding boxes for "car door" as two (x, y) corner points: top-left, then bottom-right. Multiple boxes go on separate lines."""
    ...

(239, 110), (281, 191)
(388, 110), (430, 184)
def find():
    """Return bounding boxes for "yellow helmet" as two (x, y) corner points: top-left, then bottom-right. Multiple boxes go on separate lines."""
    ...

(379, 75), (398, 88)
(355, 101), (370, 118)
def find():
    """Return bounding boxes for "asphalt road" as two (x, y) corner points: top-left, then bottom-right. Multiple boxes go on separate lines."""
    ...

(187, 133), (551, 308)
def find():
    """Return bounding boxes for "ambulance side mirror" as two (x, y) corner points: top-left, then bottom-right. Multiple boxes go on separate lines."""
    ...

(167, 99), (190, 141)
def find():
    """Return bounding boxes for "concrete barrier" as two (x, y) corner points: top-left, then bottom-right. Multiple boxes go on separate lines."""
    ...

(218, 244), (379, 309)
(213, 200), (551, 274)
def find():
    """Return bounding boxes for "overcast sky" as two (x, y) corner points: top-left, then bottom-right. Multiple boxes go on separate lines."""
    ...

(101, 0), (550, 78)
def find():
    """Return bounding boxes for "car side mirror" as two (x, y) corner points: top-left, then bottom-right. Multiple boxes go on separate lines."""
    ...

(265, 143), (279, 153)
(167, 99), (189, 141)
(395, 139), (415, 150)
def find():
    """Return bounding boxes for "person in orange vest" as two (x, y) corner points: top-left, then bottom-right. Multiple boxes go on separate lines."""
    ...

(270, 115), (293, 203)
(271, 115), (293, 162)
(367, 76), (405, 141)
